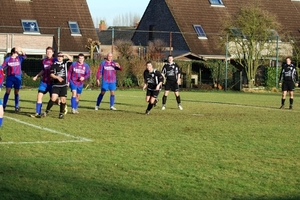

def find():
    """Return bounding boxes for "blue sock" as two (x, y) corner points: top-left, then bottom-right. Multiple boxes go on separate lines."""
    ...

(71, 97), (76, 109)
(96, 94), (104, 106)
(37, 103), (42, 114)
(3, 93), (9, 108)
(0, 118), (3, 127)
(15, 94), (19, 108)
(110, 95), (115, 107)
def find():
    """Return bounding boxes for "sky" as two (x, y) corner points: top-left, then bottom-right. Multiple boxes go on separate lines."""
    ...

(86, 0), (150, 27)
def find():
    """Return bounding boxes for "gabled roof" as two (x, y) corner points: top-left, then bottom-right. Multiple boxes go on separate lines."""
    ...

(97, 26), (136, 45)
(133, 0), (300, 58)
(0, 0), (98, 54)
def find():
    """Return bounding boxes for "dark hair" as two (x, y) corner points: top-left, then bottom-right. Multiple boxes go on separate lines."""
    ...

(168, 55), (173, 58)
(11, 47), (16, 54)
(57, 52), (63, 55)
(146, 61), (152, 65)
(78, 53), (84, 57)
(46, 46), (53, 51)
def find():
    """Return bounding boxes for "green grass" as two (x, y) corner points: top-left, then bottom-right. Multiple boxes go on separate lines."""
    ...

(0, 89), (300, 200)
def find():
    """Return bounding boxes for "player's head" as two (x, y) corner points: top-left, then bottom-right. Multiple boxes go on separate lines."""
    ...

(10, 47), (18, 55)
(286, 56), (292, 65)
(167, 55), (174, 63)
(106, 53), (113, 61)
(146, 61), (153, 72)
(57, 52), (64, 61)
(78, 53), (85, 63)
(46, 46), (54, 58)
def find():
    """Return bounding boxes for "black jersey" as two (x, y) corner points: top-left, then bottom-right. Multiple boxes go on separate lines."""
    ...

(143, 69), (164, 90)
(161, 62), (181, 82)
(279, 64), (299, 82)
(50, 60), (71, 87)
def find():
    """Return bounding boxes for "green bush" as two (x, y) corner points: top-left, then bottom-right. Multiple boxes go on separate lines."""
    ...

(264, 67), (277, 89)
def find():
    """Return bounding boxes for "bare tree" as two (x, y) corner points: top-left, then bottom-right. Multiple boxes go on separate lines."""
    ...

(146, 39), (167, 61)
(221, 2), (281, 88)
(85, 38), (101, 60)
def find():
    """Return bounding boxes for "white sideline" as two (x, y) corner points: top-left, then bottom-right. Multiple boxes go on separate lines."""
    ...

(0, 116), (93, 145)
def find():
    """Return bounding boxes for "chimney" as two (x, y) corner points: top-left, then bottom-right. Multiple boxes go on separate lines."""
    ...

(99, 20), (106, 32)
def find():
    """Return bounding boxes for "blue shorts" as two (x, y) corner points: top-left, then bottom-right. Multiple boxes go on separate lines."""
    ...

(0, 99), (2, 105)
(70, 81), (83, 94)
(38, 82), (52, 94)
(6, 76), (22, 89)
(101, 81), (116, 91)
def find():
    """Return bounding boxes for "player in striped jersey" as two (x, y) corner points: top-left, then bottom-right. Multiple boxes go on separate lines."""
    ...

(0, 69), (5, 128)
(95, 53), (122, 110)
(30, 47), (58, 118)
(68, 53), (90, 114)
(1, 47), (26, 112)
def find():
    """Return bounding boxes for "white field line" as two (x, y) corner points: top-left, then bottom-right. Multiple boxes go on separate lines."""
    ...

(0, 116), (93, 145)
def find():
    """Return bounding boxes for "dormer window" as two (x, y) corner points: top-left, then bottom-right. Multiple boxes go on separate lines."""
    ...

(68, 21), (82, 36)
(21, 20), (40, 34)
(209, 0), (225, 6)
(193, 25), (207, 39)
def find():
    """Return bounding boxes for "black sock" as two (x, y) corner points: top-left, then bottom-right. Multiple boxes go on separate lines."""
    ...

(46, 100), (55, 112)
(290, 98), (293, 105)
(176, 95), (181, 104)
(162, 95), (167, 104)
(281, 98), (285, 105)
(147, 103), (153, 111)
(60, 103), (66, 114)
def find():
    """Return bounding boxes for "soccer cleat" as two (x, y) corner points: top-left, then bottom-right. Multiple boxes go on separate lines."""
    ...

(30, 113), (41, 118)
(289, 105), (293, 109)
(161, 105), (166, 110)
(145, 110), (150, 115)
(42, 111), (49, 117)
(153, 99), (158, 107)
(279, 105), (284, 109)
(72, 108), (79, 114)
(178, 104), (183, 110)
(15, 107), (21, 113)
(64, 104), (68, 115)
(95, 106), (99, 110)
(110, 106), (117, 110)
(59, 114), (64, 119)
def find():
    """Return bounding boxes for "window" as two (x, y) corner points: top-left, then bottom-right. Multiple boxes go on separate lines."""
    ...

(230, 27), (246, 39)
(68, 21), (81, 36)
(193, 25), (207, 39)
(209, 0), (224, 6)
(268, 29), (280, 41)
(21, 20), (40, 34)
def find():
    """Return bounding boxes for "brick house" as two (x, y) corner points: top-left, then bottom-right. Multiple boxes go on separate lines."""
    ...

(0, 0), (98, 63)
(132, 0), (300, 60)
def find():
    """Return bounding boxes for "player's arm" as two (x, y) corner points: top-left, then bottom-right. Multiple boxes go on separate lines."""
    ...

(63, 54), (73, 62)
(294, 68), (299, 87)
(279, 68), (284, 85)
(96, 63), (103, 86)
(155, 72), (164, 91)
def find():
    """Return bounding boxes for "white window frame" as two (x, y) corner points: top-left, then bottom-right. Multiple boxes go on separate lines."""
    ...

(193, 25), (207, 39)
(209, 0), (225, 7)
(21, 19), (40, 34)
(68, 21), (82, 36)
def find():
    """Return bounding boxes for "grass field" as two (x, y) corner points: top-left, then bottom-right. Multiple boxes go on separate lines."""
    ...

(0, 89), (300, 200)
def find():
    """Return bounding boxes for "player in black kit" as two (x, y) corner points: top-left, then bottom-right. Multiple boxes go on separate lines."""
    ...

(161, 55), (183, 110)
(279, 57), (299, 109)
(143, 61), (164, 115)
(42, 52), (73, 118)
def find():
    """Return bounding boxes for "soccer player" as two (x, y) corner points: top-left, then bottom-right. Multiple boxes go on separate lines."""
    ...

(279, 57), (299, 109)
(68, 53), (90, 114)
(143, 61), (164, 115)
(95, 53), (122, 110)
(30, 47), (58, 118)
(1, 47), (26, 112)
(161, 55), (183, 110)
(42, 52), (72, 119)
(0, 69), (5, 128)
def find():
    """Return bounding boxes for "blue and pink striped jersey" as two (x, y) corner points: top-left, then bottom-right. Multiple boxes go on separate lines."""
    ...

(96, 60), (122, 83)
(1, 55), (26, 77)
(0, 70), (4, 87)
(68, 61), (90, 86)
(41, 57), (57, 85)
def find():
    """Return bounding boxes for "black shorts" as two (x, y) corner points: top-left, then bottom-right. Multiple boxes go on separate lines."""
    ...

(165, 81), (179, 92)
(146, 89), (160, 98)
(282, 81), (295, 91)
(52, 86), (67, 97)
